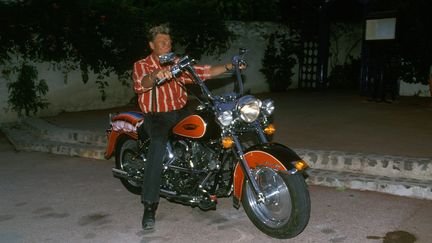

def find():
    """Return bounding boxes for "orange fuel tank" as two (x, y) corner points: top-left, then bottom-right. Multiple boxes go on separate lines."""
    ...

(172, 115), (206, 138)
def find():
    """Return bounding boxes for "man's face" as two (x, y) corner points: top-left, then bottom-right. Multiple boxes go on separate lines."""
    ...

(149, 34), (172, 57)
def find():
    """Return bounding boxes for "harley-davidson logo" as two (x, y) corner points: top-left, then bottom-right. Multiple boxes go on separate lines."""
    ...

(173, 115), (206, 138)
(182, 124), (198, 130)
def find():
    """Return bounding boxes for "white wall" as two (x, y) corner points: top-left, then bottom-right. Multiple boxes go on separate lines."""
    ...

(0, 59), (134, 123)
(198, 21), (295, 94)
(399, 82), (430, 97)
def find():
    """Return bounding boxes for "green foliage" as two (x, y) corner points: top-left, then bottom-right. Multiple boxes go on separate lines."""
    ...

(0, 0), (233, 100)
(329, 22), (362, 70)
(143, 0), (233, 59)
(328, 56), (361, 90)
(6, 63), (49, 116)
(398, 59), (424, 84)
(327, 22), (362, 90)
(260, 33), (300, 92)
(217, 0), (280, 21)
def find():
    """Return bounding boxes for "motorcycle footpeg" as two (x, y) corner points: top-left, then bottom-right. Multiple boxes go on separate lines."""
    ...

(198, 197), (217, 211)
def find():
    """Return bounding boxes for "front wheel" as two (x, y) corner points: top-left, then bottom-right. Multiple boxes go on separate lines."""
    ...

(242, 167), (310, 239)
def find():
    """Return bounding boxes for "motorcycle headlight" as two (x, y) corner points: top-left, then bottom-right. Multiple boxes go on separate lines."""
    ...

(262, 99), (275, 116)
(217, 110), (233, 126)
(237, 96), (262, 123)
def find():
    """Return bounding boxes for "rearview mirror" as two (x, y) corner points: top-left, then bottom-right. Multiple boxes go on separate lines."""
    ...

(159, 52), (176, 65)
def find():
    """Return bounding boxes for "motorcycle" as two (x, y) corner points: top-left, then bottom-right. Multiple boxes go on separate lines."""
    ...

(104, 49), (311, 239)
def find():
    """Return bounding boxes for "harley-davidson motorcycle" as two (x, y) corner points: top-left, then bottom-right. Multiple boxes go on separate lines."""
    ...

(104, 49), (310, 239)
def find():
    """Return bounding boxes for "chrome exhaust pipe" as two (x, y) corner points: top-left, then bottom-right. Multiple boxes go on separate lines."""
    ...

(112, 168), (128, 179)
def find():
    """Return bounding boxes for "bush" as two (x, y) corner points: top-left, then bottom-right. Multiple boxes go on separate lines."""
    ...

(328, 56), (361, 89)
(260, 33), (299, 92)
(6, 63), (49, 116)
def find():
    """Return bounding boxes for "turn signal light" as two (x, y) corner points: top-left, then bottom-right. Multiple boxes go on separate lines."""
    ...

(222, 137), (234, 148)
(293, 160), (309, 171)
(264, 124), (276, 135)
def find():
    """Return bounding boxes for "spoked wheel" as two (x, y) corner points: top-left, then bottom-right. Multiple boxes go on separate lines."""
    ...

(115, 138), (148, 195)
(242, 167), (310, 239)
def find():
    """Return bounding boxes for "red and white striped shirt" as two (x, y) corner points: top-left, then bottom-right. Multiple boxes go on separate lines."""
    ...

(133, 54), (211, 113)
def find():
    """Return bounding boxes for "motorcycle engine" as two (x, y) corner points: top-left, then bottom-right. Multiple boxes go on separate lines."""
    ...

(161, 140), (220, 194)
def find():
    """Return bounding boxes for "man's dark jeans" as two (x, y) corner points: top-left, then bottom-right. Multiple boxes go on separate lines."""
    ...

(139, 109), (186, 204)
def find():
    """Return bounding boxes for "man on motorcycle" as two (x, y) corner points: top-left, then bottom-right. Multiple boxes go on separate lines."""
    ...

(133, 24), (238, 230)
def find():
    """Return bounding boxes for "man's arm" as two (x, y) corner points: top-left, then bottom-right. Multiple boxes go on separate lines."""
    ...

(133, 62), (173, 91)
(209, 63), (234, 78)
(140, 74), (155, 89)
(133, 62), (149, 93)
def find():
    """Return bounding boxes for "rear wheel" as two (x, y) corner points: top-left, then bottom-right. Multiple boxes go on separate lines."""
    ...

(242, 167), (310, 239)
(115, 138), (148, 195)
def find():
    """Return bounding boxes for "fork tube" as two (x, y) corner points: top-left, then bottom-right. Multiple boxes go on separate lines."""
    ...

(254, 121), (268, 144)
(231, 133), (265, 203)
(234, 64), (244, 95)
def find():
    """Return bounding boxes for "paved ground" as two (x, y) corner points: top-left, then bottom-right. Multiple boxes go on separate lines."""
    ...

(270, 90), (432, 158)
(1, 134), (431, 243)
(1, 90), (432, 242)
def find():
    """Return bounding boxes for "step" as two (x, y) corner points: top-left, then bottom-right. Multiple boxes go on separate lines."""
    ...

(21, 117), (107, 146)
(2, 119), (431, 200)
(1, 122), (106, 160)
(3, 121), (431, 181)
(296, 148), (432, 181)
(307, 168), (432, 200)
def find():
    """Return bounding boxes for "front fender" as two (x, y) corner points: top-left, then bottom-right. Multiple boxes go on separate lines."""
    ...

(232, 143), (305, 207)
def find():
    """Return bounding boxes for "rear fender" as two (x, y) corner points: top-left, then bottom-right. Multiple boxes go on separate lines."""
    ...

(104, 130), (138, 159)
(104, 111), (143, 159)
(232, 143), (304, 208)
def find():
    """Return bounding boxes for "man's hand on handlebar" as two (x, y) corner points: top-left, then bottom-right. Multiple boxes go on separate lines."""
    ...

(225, 61), (247, 72)
(151, 69), (173, 86)
(238, 60), (247, 70)
(152, 69), (172, 81)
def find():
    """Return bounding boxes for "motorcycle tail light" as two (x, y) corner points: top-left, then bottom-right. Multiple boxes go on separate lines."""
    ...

(222, 136), (234, 148)
(264, 124), (276, 135)
(293, 160), (309, 171)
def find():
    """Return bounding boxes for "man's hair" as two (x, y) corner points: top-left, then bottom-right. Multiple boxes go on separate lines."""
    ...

(147, 24), (170, 41)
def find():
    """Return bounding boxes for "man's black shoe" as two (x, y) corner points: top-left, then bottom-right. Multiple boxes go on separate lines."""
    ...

(142, 202), (158, 230)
